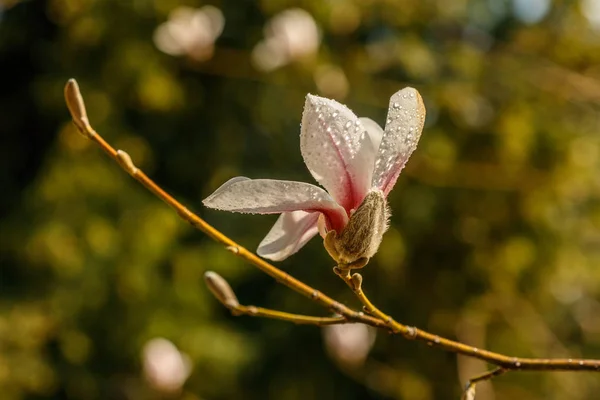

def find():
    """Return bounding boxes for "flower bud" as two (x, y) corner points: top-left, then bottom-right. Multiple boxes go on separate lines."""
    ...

(329, 189), (389, 268)
(64, 79), (90, 133)
(203, 271), (239, 308)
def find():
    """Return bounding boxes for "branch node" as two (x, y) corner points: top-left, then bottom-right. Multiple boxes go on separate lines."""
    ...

(226, 245), (240, 254)
(116, 150), (139, 176)
(405, 326), (417, 339)
(350, 273), (363, 290)
(330, 301), (344, 314)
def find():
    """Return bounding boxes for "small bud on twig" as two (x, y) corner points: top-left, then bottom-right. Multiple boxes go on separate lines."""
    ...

(203, 271), (239, 308)
(350, 273), (362, 290)
(116, 150), (139, 176)
(64, 79), (91, 134)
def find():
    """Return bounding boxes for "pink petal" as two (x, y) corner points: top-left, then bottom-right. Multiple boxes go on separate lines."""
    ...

(346, 117), (384, 209)
(257, 211), (320, 261)
(301, 95), (377, 212)
(202, 177), (348, 231)
(371, 87), (426, 196)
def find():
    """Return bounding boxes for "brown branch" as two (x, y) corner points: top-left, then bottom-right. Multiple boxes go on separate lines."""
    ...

(204, 271), (348, 326)
(332, 265), (600, 371)
(64, 79), (600, 384)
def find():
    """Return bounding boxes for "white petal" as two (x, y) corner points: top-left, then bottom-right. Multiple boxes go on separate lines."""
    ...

(203, 177), (348, 231)
(301, 94), (375, 212)
(347, 117), (384, 206)
(257, 211), (319, 261)
(359, 117), (384, 150)
(371, 87), (426, 195)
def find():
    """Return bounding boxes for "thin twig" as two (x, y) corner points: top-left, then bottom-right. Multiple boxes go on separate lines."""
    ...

(204, 270), (349, 326)
(467, 367), (506, 386)
(334, 265), (600, 371)
(461, 368), (506, 400)
(333, 268), (403, 333)
(233, 305), (348, 326)
(64, 79), (600, 375)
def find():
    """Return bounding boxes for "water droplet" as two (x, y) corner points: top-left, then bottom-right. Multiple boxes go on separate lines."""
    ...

(332, 112), (338, 118)
(345, 121), (352, 129)
(393, 102), (400, 109)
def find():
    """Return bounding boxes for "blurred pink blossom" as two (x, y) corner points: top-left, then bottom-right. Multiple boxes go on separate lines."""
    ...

(142, 338), (192, 393)
(323, 323), (376, 368)
(153, 6), (224, 62)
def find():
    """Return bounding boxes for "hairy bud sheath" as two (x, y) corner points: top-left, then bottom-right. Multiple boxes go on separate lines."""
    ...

(332, 189), (389, 266)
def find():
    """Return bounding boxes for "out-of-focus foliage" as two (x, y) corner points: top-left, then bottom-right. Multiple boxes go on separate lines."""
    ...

(2, 0), (600, 399)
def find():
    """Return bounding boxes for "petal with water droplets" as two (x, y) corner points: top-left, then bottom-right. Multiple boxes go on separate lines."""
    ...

(202, 177), (348, 231)
(301, 95), (376, 212)
(257, 211), (320, 261)
(371, 87), (426, 195)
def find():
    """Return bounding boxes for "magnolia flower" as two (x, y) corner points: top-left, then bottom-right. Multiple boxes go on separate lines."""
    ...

(203, 88), (425, 266)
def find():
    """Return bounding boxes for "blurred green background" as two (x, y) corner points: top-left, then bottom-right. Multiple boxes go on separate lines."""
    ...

(2, 0), (600, 398)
